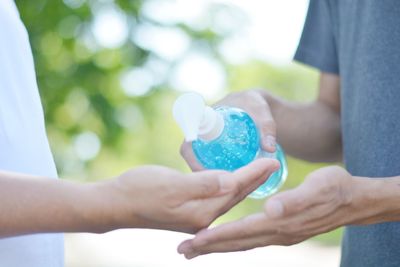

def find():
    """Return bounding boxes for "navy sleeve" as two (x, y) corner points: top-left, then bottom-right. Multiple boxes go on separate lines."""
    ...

(294, 0), (339, 74)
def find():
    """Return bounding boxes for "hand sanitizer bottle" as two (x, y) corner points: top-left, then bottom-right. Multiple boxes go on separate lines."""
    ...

(173, 92), (287, 198)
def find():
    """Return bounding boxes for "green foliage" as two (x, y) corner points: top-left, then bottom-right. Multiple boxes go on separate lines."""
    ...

(16, 0), (341, 245)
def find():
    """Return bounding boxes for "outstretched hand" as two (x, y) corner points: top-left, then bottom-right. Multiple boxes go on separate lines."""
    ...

(178, 166), (358, 258)
(99, 158), (279, 234)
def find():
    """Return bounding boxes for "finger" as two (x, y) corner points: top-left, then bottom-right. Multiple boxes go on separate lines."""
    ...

(182, 203), (343, 259)
(194, 213), (267, 244)
(178, 159), (278, 232)
(255, 114), (277, 153)
(180, 142), (204, 171)
(180, 158), (278, 206)
(264, 183), (316, 218)
(184, 235), (272, 259)
(179, 213), (271, 258)
(287, 201), (342, 236)
(203, 159), (279, 217)
(249, 89), (277, 152)
(223, 158), (280, 196)
(177, 239), (193, 255)
(215, 91), (277, 152)
(239, 91), (277, 153)
(230, 99), (276, 153)
(183, 170), (229, 199)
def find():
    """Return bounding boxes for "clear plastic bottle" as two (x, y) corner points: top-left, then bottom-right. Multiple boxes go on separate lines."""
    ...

(173, 93), (287, 198)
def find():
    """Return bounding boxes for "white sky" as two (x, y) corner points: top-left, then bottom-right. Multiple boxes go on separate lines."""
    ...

(91, 0), (310, 98)
(139, 0), (309, 64)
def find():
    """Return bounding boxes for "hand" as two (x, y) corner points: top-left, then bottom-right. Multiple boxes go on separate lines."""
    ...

(178, 166), (359, 258)
(94, 158), (279, 234)
(181, 90), (276, 171)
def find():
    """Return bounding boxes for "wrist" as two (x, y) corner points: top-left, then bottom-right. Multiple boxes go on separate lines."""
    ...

(349, 176), (400, 225)
(77, 179), (133, 233)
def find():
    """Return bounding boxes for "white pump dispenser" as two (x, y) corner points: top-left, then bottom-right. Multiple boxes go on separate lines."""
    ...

(173, 92), (224, 142)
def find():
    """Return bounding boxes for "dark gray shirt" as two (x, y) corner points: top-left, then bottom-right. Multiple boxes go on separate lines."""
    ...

(294, 1), (400, 266)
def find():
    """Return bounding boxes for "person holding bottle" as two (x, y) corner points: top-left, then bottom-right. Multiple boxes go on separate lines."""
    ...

(0, 1), (281, 267)
(179, 1), (400, 266)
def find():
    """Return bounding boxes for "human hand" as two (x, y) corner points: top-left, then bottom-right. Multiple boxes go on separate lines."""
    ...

(180, 90), (276, 171)
(178, 166), (359, 258)
(94, 158), (279, 234)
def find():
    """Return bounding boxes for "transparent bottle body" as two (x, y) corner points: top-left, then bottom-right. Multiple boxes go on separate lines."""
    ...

(192, 107), (287, 198)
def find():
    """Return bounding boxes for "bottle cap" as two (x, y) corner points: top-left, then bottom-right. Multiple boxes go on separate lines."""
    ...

(173, 92), (224, 142)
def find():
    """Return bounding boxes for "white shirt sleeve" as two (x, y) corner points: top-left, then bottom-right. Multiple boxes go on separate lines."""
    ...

(0, 1), (64, 266)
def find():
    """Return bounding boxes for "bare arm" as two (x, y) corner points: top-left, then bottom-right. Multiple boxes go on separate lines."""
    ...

(0, 170), (100, 236)
(263, 72), (342, 162)
(178, 166), (400, 258)
(0, 159), (278, 238)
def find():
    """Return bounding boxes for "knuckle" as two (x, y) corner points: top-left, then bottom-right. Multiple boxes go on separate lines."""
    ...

(338, 184), (353, 206)
(320, 181), (337, 195)
(260, 119), (276, 134)
(201, 176), (219, 195)
(231, 179), (243, 195)
(245, 90), (260, 99)
(341, 191), (353, 206)
(324, 176), (342, 194)
(246, 90), (263, 100)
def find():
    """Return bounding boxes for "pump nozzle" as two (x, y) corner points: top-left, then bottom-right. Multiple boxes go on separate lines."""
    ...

(173, 92), (224, 142)
(173, 93), (205, 142)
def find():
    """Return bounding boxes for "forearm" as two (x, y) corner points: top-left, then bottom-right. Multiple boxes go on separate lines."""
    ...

(0, 171), (117, 237)
(262, 91), (342, 162)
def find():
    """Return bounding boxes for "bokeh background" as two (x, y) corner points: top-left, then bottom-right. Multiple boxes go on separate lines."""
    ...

(16, 0), (342, 266)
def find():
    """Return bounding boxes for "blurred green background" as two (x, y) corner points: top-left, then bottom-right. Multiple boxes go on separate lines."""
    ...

(16, 0), (342, 246)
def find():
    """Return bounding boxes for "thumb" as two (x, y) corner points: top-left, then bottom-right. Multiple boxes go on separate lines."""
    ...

(258, 119), (277, 153)
(251, 101), (276, 153)
(222, 158), (280, 195)
(186, 158), (279, 200)
(264, 185), (310, 218)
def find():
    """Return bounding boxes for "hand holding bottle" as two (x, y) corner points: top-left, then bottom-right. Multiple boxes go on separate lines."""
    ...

(180, 90), (278, 172)
(174, 92), (287, 198)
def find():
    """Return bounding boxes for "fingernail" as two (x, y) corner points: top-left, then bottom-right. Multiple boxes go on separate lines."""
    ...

(263, 135), (276, 152)
(266, 199), (284, 218)
(178, 241), (193, 254)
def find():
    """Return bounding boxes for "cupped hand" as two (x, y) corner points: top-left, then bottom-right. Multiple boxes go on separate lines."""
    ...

(178, 166), (359, 258)
(180, 90), (277, 171)
(99, 158), (279, 234)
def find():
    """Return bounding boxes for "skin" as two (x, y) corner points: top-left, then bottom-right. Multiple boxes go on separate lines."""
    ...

(178, 72), (400, 259)
(0, 158), (279, 238)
